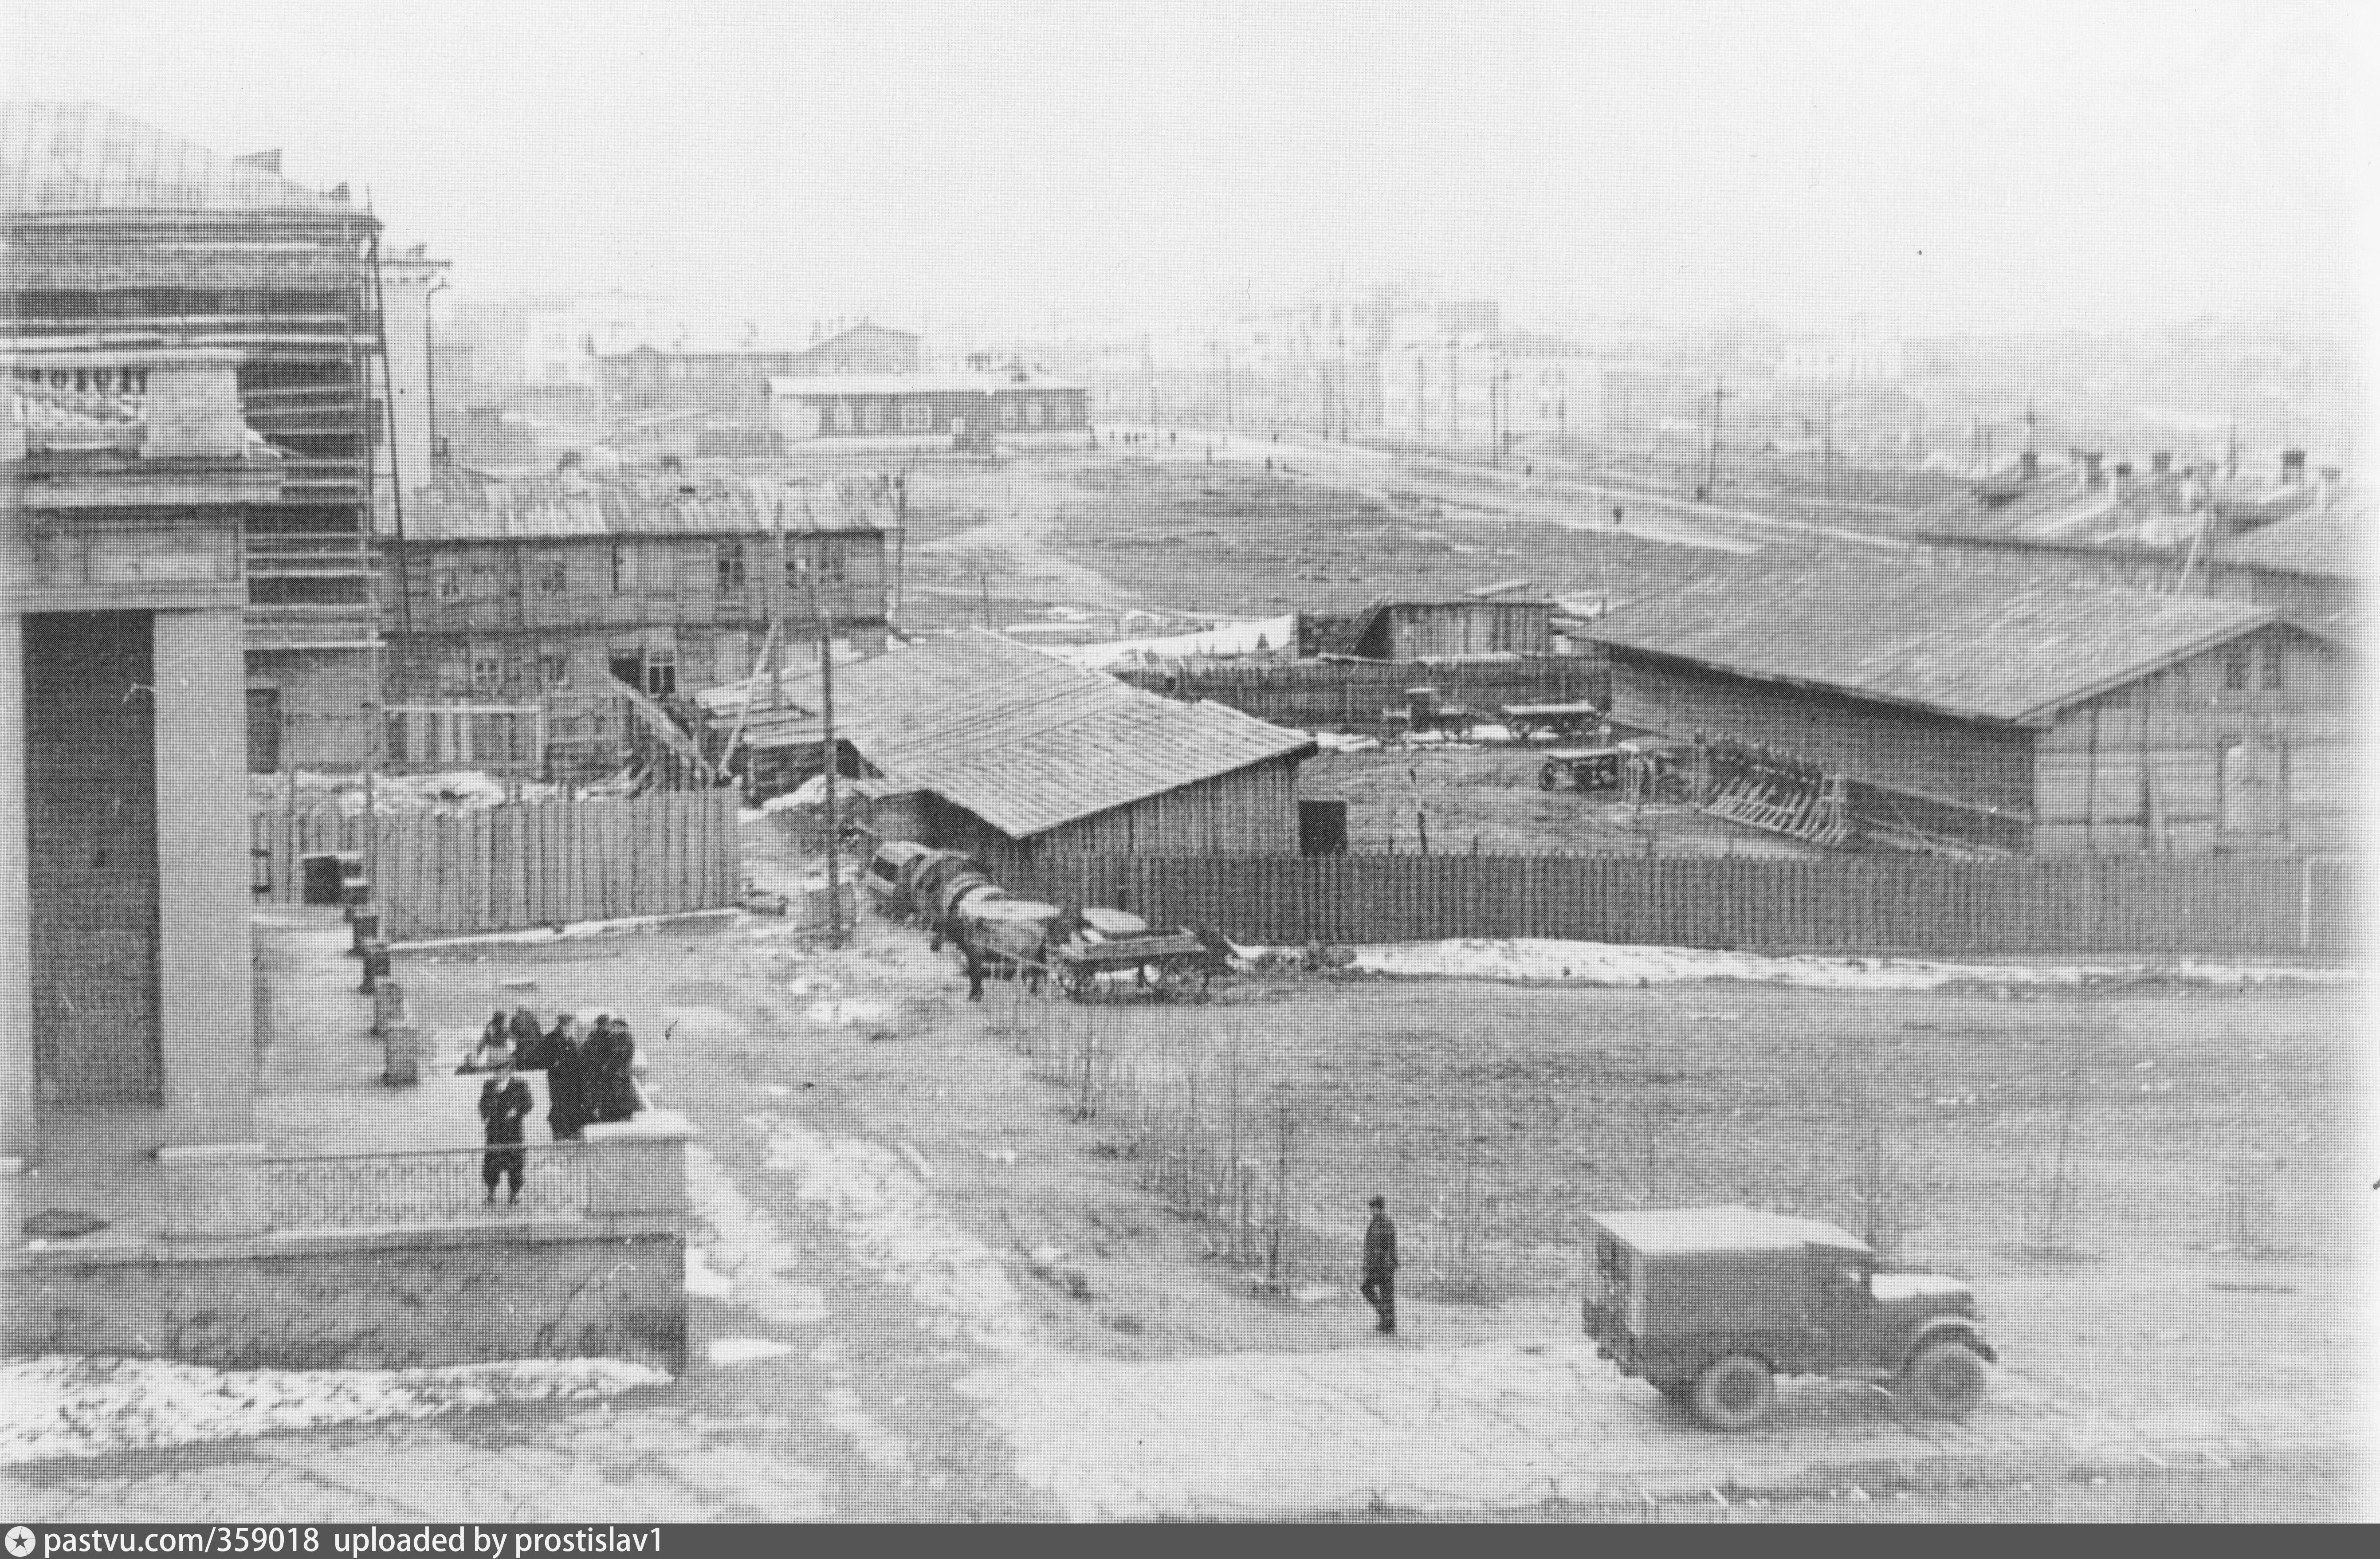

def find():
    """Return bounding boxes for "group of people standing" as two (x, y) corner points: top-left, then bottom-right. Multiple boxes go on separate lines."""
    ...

(460, 1006), (647, 1202)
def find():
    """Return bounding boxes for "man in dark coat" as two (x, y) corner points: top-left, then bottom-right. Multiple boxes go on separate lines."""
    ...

(1361, 1194), (1398, 1334)
(531, 1012), (590, 1142)
(963, 937), (986, 1002)
(585, 1015), (639, 1124)
(507, 1005), (543, 1057)
(478, 1054), (534, 1203)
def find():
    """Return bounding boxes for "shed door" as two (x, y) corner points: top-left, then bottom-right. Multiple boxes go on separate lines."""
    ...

(25, 612), (163, 1105)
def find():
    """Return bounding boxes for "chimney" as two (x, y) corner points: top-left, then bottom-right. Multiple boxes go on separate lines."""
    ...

(2109, 463), (2127, 504)
(2281, 448), (2307, 485)
(2080, 451), (2104, 491)
(2019, 450), (2040, 480)
(2151, 450), (2172, 475)
(2317, 465), (2341, 513)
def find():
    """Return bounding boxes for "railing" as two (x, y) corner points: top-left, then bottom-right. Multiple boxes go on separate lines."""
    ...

(261, 1143), (594, 1232)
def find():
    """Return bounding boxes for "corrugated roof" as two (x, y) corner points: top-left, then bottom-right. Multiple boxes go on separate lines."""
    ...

(0, 102), (344, 214)
(766, 371), (1087, 398)
(2219, 506), (2366, 581)
(702, 631), (1313, 839)
(1583, 554), (2277, 726)
(1917, 461), (2321, 554)
(1589, 1205), (1872, 1257)
(405, 471), (893, 543)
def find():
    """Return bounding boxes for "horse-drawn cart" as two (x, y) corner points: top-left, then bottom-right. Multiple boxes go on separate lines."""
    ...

(1047, 922), (1218, 1001)
(1500, 701), (1607, 742)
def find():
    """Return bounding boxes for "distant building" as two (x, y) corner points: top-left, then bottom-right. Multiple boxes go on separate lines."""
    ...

(768, 369), (1089, 453)
(523, 292), (673, 391)
(380, 471), (892, 778)
(594, 321), (921, 426)
(1584, 554), (2353, 856)
(1775, 319), (1903, 385)
(1301, 596), (1554, 660)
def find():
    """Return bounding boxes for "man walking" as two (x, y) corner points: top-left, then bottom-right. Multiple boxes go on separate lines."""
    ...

(1361, 1194), (1398, 1334)
(963, 937), (986, 1002)
(478, 1052), (534, 1204)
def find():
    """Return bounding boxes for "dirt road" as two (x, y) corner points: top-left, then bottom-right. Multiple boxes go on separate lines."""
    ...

(3, 895), (2358, 1520)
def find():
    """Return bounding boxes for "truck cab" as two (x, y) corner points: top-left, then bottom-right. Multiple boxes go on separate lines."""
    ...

(1582, 1204), (1995, 1430)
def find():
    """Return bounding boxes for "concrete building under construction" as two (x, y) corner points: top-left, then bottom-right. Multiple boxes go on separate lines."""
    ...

(0, 101), (416, 769)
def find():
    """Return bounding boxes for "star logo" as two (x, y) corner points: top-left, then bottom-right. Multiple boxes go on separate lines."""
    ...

(5, 1526), (35, 1558)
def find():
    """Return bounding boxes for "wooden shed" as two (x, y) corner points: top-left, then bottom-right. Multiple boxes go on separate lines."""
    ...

(1585, 556), (2353, 856)
(1305, 595), (1554, 660)
(705, 630), (1315, 878)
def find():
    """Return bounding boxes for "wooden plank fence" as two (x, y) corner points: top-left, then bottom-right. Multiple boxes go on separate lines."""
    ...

(1112, 654), (1611, 734)
(251, 789), (743, 942)
(1012, 852), (2358, 959)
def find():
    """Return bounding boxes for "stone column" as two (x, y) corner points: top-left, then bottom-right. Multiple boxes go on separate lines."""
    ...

(151, 606), (256, 1146)
(0, 614), (35, 1162)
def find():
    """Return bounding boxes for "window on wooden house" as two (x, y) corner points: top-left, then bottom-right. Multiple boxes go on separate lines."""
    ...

(1025, 399), (1044, 428)
(2224, 643), (2252, 691)
(901, 402), (932, 432)
(863, 402), (883, 432)
(434, 568), (463, 601)
(438, 653), (470, 695)
(998, 399), (1019, 429)
(716, 541), (747, 591)
(834, 401), (855, 432)
(538, 557), (568, 593)
(470, 655), (504, 692)
(2260, 642), (2284, 691)
(644, 646), (678, 698)
(538, 651), (571, 688)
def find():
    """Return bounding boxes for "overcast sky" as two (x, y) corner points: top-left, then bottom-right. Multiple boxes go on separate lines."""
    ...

(4, 0), (2372, 339)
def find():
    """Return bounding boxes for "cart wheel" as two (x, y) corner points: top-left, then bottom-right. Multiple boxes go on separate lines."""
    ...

(1058, 962), (1095, 1001)
(1538, 761), (1561, 791)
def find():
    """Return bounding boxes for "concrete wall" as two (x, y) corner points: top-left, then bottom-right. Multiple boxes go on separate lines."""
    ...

(3, 1221), (684, 1373)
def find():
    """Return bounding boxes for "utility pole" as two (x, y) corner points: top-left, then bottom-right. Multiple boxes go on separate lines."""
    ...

(1336, 266), (1351, 444)
(1822, 397), (1834, 499)
(1703, 377), (1727, 498)
(2023, 395), (2039, 456)
(807, 562), (843, 949)
(769, 508), (786, 709)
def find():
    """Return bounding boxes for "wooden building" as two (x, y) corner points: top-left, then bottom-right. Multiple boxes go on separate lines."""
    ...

(1584, 555), (2353, 856)
(1301, 594), (1553, 660)
(594, 321), (922, 428)
(699, 630), (1313, 877)
(768, 369), (1090, 454)
(382, 470), (892, 777)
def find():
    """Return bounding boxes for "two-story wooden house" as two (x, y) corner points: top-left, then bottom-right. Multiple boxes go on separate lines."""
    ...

(381, 470), (893, 777)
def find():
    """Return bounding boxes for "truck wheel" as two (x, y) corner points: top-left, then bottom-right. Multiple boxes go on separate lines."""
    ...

(1898, 1341), (1988, 1418)
(1537, 761), (1561, 791)
(1692, 1355), (1775, 1431)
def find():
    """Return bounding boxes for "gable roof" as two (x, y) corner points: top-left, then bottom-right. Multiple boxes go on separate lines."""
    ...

(1583, 555), (2281, 727)
(0, 102), (346, 215)
(766, 370), (1086, 399)
(405, 471), (891, 542)
(699, 631), (1313, 838)
(2218, 506), (2366, 581)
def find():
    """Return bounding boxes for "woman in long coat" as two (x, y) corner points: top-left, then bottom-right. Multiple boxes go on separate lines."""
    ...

(585, 1016), (641, 1125)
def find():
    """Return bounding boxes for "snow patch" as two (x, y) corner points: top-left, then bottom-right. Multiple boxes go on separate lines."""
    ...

(686, 1144), (829, 1326)
(683, 1245), (734, 1298)
(752, 1112), (1039, 1358)
(1308, 938), (2356, 993)
(806, 999), (894, 1028)
(0, 1354), (665, 1465)
(705, 1339), (796, 1366)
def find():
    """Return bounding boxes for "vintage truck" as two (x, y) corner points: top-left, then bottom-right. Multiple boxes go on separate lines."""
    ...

(1581, 1205), (1995, 1431)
